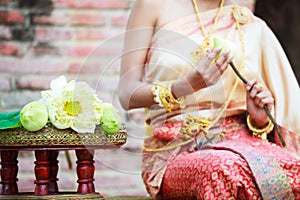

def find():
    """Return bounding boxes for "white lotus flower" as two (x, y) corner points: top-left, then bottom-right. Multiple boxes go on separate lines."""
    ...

(42, 76), (102, 133)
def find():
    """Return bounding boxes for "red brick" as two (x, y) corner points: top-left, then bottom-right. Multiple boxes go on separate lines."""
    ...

(67, 45), (96, 57)
(70, 57), (121, 74)
(19, 0), (54, 9)
(16, 75), (57, 90)
(0, 77), (11, 91)
(0, 0), (13, 7)
(11, 27), (34, 41)
(32, 12), (69, 25)
(67, 43), (122, 57)
(92, 42), (123, 56)
(75, 28), (122, 40)
(68, 62), (103, 74)
(0, 42), (23, 56)
(111, 14), (129, 26)
(70, 13), (105, 26)
(55, 0), (129, 9)
(0, 26), (12, 39)
(27, 44), (61, 57)
(35, 27), (72, 42)
(0, 10), (24, 24)
(0, 58), (68, 73)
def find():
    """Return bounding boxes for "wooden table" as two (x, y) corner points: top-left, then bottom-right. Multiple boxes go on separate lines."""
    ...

(0, 124), (127, 199)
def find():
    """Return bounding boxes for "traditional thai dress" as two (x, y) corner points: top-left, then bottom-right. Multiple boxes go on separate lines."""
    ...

(141, 5), (300, 200)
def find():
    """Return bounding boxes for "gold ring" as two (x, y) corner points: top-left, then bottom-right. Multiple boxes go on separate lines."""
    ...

(209, 58), (216, 67)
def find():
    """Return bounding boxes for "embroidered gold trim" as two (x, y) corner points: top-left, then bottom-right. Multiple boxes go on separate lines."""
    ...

(179, 115), (211, 140)
(0, 124), (127, 147)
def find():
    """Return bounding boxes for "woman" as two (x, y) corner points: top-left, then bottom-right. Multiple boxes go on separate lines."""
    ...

(118, 0), (300, 199)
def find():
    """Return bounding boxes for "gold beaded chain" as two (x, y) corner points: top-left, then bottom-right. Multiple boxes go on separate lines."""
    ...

(191, 0), (225, 64)
(142, 5), (247, 152)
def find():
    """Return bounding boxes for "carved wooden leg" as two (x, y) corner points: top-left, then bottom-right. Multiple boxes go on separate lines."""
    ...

(0, 151), (19, 195)
(49, 150), (59, 193)
(34, 150), (50, 195)
(76, 149), (95, 194)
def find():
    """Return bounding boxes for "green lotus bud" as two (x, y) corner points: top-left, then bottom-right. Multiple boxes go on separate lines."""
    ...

(213, 37), (236, 59)
(20, 101), (48, 132)
(99, 103), (121, 134)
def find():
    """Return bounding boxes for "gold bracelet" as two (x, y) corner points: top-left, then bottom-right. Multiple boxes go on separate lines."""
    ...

(151, 84), (164, 108)
(151, 81), (185, 112)
(246, 114), (274, 140)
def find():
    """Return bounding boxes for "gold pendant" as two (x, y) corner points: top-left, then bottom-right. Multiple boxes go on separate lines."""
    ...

(191, 37), (211, 65)
(232, 5), (250, 25)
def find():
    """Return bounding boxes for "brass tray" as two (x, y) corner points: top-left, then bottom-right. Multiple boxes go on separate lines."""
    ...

(0, 124), (127, 148)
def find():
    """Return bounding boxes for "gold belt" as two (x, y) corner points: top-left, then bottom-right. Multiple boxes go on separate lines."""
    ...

(143, 115), (221, 152)
(179, 115), (211, 140)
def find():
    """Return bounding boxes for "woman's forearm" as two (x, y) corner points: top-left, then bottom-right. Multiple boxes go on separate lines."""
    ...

(119, 81), (155, 110)
(119, 78), (194, 111)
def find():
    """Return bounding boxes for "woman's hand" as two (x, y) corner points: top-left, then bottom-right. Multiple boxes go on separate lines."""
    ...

(246, 78), (274, 127)
(171, 47), (232, 98)
(186, 47), (233, 91)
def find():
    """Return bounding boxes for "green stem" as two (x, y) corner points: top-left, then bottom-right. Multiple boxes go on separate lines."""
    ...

(229, 62), (286, 147)
(230, 62), (248, 84)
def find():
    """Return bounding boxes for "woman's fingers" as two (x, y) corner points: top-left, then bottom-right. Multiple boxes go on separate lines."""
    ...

(207, 47), (222, 61)
(250, 85), (261, 98)
(261, 96), (274, 109)
(246, 78), (257, 91)
(207, 49), (231, 73)
(246, 78), (274, 109)
(189, 48), (232, 90)
(218, 54), (232, 74)
(246, 78), (261, 98)
(215, 49), (230, 66)
(255, 90), (274, 108)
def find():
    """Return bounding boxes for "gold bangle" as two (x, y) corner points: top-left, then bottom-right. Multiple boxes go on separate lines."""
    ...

(151, 84), (164, 107)
(246, 114), (274, 140)
(151, 81), (185, 112)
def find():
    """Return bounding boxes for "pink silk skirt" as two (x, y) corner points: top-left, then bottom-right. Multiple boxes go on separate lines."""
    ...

(142, 114), (300, 199)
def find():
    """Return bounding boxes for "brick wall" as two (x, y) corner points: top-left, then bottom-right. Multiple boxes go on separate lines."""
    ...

(0, 0), (133, 110)
(0, 0), (257, 197)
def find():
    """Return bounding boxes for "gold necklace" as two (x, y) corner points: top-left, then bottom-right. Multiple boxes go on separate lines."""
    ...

(191, 0), (225, 64)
